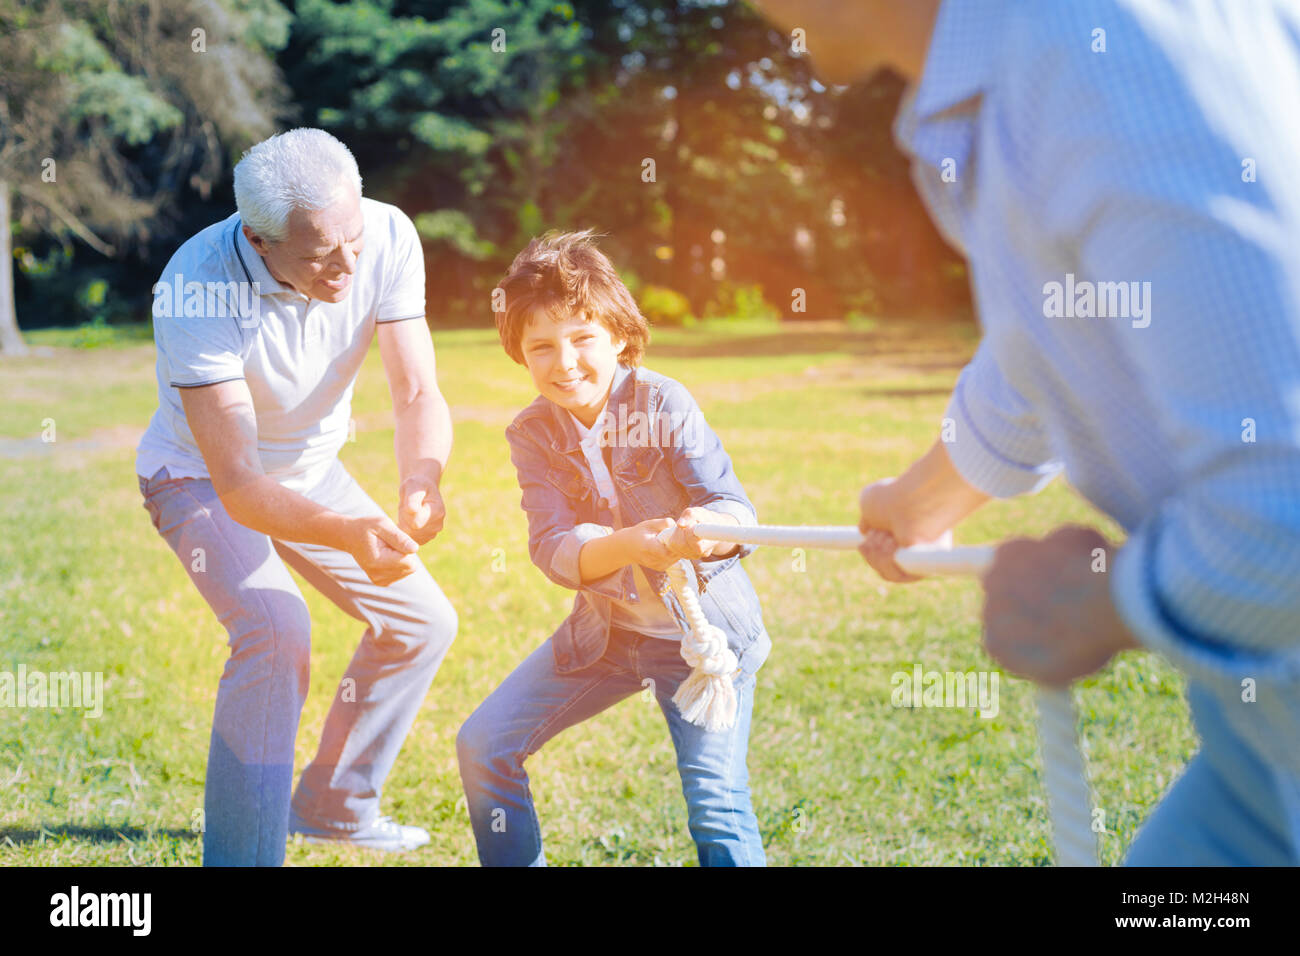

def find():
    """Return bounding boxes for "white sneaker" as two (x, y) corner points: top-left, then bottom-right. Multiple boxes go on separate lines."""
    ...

(290, 813), (430, 852)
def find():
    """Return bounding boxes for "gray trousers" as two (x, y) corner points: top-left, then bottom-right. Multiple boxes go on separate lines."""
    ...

(138, 457), (457, 866)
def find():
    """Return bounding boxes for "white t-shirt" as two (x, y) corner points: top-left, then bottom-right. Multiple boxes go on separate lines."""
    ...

(135, 198), (425, 494)
(570, 404), (683, 640)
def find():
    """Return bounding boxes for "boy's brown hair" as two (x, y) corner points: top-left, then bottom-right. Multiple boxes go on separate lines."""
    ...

(494, 229), (650, 367)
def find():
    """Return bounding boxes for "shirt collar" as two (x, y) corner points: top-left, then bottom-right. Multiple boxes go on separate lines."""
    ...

(892, 0), (1007, 245)
(569, 401), (610, 443)
(550, 363), (634, 455)
(907, 0), (1004, 121)
(232, 218), (299, 299)
(894, 0), (1003, 167)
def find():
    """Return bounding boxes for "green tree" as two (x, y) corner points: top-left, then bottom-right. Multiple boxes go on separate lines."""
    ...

(285, 0), (600, 314)
(281, 0), (966, 325)
(0, 0), (291, 355)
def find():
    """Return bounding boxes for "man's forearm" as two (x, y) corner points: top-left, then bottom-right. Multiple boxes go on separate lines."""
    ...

(223, 474), (355, 551)
(395, 391), (452, 486)
(894, 438), (993, 541)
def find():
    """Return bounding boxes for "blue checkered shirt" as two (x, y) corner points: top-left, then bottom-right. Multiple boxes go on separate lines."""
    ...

(893, 0), (1300, 804)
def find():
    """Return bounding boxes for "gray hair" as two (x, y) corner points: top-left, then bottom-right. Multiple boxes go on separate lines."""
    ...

(233, 128), (363, 244)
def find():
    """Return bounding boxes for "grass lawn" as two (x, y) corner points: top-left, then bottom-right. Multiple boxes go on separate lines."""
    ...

(0, 318), (1194, 866)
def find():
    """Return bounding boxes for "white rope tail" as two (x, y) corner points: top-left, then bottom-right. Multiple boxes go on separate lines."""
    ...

(1035, 686), (1099, 866)
(657, 529), (738, 732)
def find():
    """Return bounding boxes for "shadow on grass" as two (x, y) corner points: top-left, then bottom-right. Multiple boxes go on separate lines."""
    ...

(0, 825), (199, 845)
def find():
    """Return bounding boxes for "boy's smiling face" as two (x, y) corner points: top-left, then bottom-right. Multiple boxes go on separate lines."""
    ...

(520, 309), (626, 429)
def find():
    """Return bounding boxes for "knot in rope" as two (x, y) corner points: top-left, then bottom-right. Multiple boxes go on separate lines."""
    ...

(660, 548), (741, 732)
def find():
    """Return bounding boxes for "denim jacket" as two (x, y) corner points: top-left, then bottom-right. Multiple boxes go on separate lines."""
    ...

(505, 363), (772, 676)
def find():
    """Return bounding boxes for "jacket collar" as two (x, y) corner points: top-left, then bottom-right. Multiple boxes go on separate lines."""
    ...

(548, 363), (635, 455)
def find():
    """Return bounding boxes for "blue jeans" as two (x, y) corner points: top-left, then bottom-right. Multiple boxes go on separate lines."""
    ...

(457, 625), (765, 866)
(1125, 681), (1300, 865)
(138, 459), (457, 866)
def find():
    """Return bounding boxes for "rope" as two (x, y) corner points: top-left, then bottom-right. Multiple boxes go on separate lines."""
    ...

(1034, 686), (1099, 866)
(684, 522), (1100, 866)
(656, 527), (739, 732)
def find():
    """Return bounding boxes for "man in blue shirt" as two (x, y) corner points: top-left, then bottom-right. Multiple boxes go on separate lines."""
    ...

(752, 0), (1300, 864)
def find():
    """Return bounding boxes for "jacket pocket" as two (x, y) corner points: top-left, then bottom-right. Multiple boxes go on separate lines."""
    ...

(552, 594), (612, 675)
(545, 465), (594, 507)
(616, 447), (687, 518)
(615, 447), (666, 488)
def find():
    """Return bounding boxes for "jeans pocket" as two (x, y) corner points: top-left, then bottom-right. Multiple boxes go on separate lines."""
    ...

(736, 628), (770, 680)
(141, 465), (173, 489)
(140, 494), (160, 532)
(140, 466), (188, 531)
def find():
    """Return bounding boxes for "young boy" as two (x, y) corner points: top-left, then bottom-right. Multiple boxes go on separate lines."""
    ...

(457, 229), (772, 866)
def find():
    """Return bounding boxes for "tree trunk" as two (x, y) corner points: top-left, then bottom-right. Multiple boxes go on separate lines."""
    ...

(0, 180), (30, 357)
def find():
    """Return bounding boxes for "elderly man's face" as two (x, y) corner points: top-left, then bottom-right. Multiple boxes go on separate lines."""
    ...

(244, 182), (365, 303)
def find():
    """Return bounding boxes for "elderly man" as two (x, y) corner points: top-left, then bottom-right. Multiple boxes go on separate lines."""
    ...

(752, 0), (1300, 864)
(135, 128), (457, 866)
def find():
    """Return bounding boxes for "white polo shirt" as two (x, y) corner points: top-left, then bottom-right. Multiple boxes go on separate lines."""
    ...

(135, 197), (425, 494)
